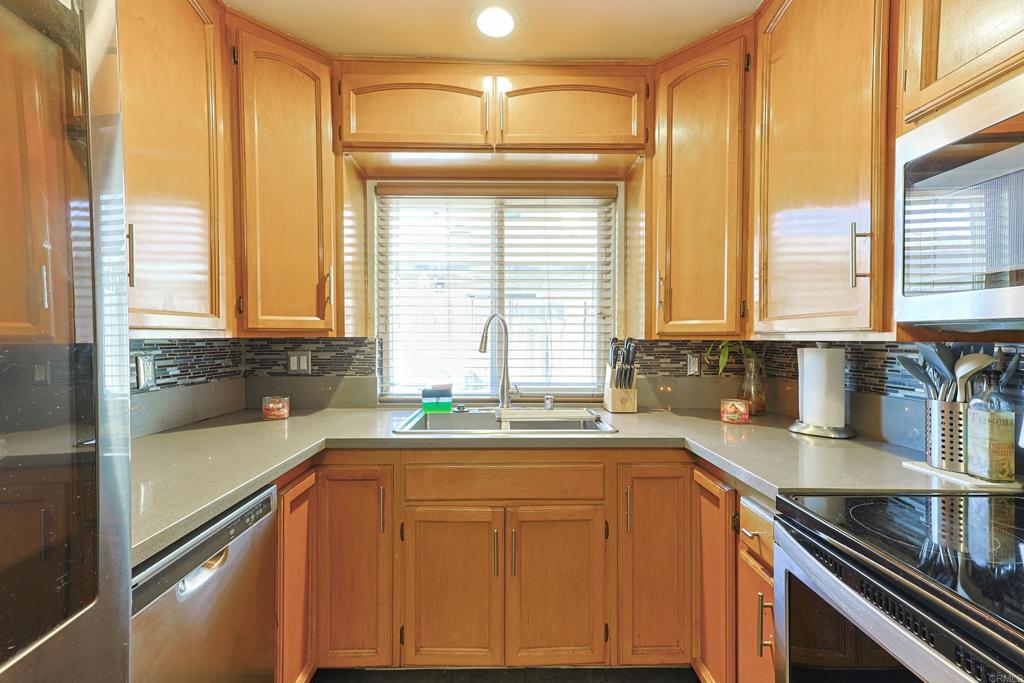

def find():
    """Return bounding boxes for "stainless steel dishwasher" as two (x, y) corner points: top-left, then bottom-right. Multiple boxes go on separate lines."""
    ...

(130, 486), (278, 682)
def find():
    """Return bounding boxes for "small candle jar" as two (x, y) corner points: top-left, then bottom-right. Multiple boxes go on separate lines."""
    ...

(721, 398), (751, 424)
(262, 396), (290, 420)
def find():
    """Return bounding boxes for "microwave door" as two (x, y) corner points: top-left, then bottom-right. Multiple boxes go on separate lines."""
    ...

(0, 0), (129, 681)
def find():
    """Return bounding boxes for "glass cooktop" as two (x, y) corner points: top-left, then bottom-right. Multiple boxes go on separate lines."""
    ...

(785, 493), (1024, 640)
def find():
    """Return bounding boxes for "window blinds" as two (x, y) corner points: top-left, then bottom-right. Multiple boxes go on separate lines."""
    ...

(376, 191), (617, 398)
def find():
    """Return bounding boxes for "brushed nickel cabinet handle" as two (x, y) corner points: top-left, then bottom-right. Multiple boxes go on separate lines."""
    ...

(626, 484), (633, 532)
(493, 528), (499, 576)
(484, 91), (490, 135)
(40, 265), (49, 310)
(126, 223), (136, 288)
(326, 265), (335, 306)
(850, 221), (871, 288)
(379, 485), (385, 533)
(757, 591), (774, 657)
(511, 528), (517, 576)
(740, 527), (761, 539)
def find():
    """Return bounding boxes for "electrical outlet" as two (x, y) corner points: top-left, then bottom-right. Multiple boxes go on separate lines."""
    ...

(135, 355), (156, 390)
(686, 353), (702, 377)
(287, 350), (312, 375)
(32, 362), (51, 385)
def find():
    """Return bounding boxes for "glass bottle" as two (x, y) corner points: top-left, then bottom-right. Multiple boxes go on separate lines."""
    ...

(967, 369), (1016, 482)
(740, 356), (766, 416)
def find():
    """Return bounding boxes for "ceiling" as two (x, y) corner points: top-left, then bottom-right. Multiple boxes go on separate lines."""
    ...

(223, 0), (760, 61)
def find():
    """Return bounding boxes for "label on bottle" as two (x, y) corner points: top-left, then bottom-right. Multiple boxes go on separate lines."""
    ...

(967, 408), (1016, 482)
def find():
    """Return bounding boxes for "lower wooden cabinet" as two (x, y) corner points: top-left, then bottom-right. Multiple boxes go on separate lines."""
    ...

(401, 504), (607, 667)
(693, 468), (738, 683)
(505, 505), (607, 666)
(618, 463), (692, 664)
(402, 507), (505, 666)
(318, 465), (393, 667)
(277, 470), (317, 683)
(736, 546), (775, 682)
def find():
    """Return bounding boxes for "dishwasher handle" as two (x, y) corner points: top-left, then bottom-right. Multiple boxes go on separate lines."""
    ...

(176, 547), (229, 598)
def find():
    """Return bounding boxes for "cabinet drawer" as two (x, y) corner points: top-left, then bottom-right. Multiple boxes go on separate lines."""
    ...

(738, 497), (774, 567)
(404, 463), (605, 501)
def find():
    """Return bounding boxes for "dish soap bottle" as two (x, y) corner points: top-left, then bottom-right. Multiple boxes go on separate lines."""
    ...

(967, 367), (1016, 482)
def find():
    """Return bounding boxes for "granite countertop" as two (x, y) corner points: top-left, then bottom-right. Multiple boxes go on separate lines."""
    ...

(130, 406), (969, 568)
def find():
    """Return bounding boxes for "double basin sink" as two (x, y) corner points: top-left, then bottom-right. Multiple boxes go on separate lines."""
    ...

(394, 406), (617, 434)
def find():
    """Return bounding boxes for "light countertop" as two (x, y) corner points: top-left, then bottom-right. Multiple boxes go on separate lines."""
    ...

(130, 407), (969, 568)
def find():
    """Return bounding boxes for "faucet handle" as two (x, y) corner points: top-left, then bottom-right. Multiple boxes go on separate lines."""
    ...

(511, 384), (522, 396)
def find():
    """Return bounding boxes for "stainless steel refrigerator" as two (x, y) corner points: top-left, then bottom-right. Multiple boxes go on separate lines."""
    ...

(0, 0), (130, 680)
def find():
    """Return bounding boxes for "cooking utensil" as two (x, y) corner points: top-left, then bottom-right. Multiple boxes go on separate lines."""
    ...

(999, 353), (1020, 390)
(953, 353), (995, 403)
(898, 356), (937, 399)
(917, 343), (956, 390)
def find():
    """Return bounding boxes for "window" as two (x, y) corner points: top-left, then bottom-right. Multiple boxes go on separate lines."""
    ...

(375, 186), (617, 398)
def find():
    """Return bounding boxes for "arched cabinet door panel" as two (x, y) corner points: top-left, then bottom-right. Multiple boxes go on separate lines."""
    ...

(341, 73), (492, 148)
(120, 0), (229, 332)
(236, 28), (336, 332)
(654, 38), (745, 337)
(497, 74), (648, 148)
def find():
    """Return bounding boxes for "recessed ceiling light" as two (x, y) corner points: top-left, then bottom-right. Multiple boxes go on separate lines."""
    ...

(476, 7), (515, 38)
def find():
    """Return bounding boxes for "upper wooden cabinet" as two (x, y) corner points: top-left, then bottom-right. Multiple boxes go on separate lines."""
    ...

(0, 6), (71, 341)
(120, 0), (229, 333)
(901, 0), (1024, 123)
(753, 0), (889, 333)
(496, 74), (648, 149)
(340, 70), (492, 148)
(338, 65), (649, 150)
(653, 37), (746, 337)
(235, 27), (336, 333)
(692, 468), (737, 683)
(318, 465), (392, 667)
(618, 463), (692, 665)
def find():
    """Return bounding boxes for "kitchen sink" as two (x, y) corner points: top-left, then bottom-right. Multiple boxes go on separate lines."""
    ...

(393, 407), (617, 434)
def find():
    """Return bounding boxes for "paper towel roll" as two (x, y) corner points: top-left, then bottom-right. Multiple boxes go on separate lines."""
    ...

(798, 347), (847, 429)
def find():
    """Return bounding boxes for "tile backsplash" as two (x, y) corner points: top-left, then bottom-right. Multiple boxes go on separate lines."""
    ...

(130, 337), (1024, 401)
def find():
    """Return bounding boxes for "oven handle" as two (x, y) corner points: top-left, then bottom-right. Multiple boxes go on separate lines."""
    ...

(773, 521), (976, 683)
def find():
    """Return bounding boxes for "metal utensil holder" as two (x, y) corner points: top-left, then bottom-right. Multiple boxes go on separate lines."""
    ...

(925, 400), (967, 473)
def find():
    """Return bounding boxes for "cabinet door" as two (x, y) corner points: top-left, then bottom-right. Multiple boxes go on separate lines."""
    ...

(506, 505), (606, 666)
(692, 468), (737, 683)
(318, 466), (392, 667)
(618, 464), (692, 665)
(341, 71), (492, 148)
(0, 10), (67, 340)
(402, 507), (504, 667)
(237, 29), (336, 332)
(497, 74), (647, 148)
(902, 0), (1024, 122)
(736, 546), (774, 683)
(278, 470), (317, 683)
(754, 0), (888, 333)
(120, 0), (227, 332)
(654, 38), (745, 337)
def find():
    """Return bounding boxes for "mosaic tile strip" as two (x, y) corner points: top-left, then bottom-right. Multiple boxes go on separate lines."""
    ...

(129, 339), (243, 393)
(243, 337), (378, 377)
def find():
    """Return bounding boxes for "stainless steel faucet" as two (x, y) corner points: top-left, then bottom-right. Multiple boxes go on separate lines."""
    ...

(478, 312), (512, 408)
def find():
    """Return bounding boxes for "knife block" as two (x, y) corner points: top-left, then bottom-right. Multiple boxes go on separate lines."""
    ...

(602, 364), (637, 413)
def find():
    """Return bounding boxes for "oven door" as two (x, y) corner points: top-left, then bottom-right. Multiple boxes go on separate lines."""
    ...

(774, 521), (978, 682)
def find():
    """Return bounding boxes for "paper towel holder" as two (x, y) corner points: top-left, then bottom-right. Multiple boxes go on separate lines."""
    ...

(787, 342), (856, 439)
(788, 420), (856, 439)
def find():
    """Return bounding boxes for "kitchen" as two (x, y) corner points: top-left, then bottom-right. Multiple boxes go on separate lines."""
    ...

(3, 0), (1024, 682)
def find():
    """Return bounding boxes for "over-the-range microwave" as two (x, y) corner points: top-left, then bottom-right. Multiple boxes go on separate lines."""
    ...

(895, 72), (1024, 332)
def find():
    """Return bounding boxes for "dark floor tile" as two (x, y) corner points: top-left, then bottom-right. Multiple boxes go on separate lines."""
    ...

(313, 668), (697, 683)
(446, 668), (524, 683)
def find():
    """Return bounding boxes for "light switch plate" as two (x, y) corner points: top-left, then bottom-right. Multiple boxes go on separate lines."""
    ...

(32, 362), (51, 385)
(686, 353), (702, 376)
(287, 350), (312, 375)
(135, 355), (156, 390)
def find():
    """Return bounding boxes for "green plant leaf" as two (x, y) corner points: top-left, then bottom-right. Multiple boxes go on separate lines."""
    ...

(718, 342), (730, 375)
